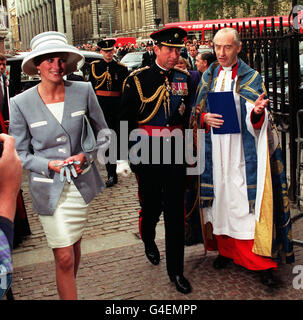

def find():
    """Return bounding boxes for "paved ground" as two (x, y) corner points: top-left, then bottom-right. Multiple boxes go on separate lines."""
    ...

(5, 163), (303, 301)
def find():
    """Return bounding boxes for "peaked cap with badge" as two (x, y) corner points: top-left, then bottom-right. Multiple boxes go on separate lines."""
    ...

(146, 41), (154, 47)
(97, 39), (116, 51)
(150, 27), (186, 48)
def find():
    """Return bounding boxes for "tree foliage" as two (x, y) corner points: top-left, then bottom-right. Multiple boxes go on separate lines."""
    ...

(189, 0), (288, 20)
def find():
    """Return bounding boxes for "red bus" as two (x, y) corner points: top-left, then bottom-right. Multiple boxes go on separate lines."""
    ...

(165, 15), (291, 41)
(113, 37), (136, 47)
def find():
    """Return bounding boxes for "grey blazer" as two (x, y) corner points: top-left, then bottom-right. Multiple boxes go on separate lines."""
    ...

(9, 81), (109, 216)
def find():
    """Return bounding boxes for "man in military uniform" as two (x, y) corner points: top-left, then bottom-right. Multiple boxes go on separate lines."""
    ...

(141, 41), (156, 67)
(120, 27), (192, 294)
(89, 39), (129, 187)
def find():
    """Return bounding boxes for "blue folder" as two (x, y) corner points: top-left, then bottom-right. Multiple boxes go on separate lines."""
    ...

(207, 91), (240, 134)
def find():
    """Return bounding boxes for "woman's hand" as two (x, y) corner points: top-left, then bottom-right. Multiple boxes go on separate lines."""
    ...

(48, 160), (65, 173)
(64, 153), (87, 174)
(48, 153), (87, 175)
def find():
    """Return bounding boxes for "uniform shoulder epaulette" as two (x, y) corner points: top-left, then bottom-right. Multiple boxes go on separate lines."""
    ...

(174, 66), (190, 76)
(129, 66), (150, 77)
(90, 60), (101, 65)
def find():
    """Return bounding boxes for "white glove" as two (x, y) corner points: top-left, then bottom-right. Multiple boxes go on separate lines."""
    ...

(116, 160), (132, 177)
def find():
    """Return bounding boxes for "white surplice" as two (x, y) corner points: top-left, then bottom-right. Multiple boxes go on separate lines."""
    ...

(203, 67), (261, 240)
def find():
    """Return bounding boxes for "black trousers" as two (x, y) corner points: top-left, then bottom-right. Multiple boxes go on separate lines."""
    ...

(135, 164), (186, 277)
(97, 96), (119, 180)
(105, 162), (117, 179)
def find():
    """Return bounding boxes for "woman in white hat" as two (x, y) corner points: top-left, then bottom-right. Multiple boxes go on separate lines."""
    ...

(9, 32), (109, 299)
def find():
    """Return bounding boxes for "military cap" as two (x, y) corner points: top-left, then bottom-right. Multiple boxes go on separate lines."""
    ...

(97, 38), (116, 51)
(150, 27), (187, 48)
(146, 41), (154, 47)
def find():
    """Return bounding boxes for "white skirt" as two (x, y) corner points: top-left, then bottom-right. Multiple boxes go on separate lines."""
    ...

(38, 181), (89, 248)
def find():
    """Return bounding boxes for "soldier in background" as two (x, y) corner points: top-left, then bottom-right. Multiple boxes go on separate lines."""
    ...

(89, 39), (129, 187)
(141, 41), (156, 67)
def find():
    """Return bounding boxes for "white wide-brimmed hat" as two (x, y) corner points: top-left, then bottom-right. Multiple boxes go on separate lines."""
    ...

(22, 31), (85, 76)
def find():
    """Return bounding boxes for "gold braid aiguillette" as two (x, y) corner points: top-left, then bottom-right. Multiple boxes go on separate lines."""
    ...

(92, 64), (112, 90)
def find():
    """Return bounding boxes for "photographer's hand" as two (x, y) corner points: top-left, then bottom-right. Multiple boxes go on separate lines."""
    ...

(0, 134), (23, 222)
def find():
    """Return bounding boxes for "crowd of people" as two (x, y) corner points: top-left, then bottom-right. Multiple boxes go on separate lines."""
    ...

(0, 25), (294, 300)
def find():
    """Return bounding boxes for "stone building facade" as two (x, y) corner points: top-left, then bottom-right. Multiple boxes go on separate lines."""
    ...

(70, 0), (188, 44)
(10, 0), (294, 50)
(70, 0), (116, 45)
(114, 0), (188, 39)
(15, 0), (73, 50)
(0, 0), (8, 52)
(10, 1), (190, 48)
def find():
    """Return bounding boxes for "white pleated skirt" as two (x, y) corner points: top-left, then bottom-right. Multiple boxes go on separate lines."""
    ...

(38, 181), (89, 249)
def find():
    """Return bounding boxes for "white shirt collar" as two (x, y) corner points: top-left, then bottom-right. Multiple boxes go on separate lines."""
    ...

(222, 66), (232, 71)
(156, 61), (168, 72)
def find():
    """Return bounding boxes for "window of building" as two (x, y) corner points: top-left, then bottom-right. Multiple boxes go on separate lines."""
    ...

(168, 0), (179, 20)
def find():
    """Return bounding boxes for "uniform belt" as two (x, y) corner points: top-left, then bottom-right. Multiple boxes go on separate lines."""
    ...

(138, 124), (183, 137)
(95, 90), (121, 97)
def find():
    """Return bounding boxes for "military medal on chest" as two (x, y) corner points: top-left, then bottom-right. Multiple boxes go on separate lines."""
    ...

(171, 82), (188, 96)
(179, 98), (185, 115)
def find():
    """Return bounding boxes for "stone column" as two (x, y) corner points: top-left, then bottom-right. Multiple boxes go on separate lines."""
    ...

(121, 0), (126, 31)
(179, 0), (187, 21)
(136, 0), (142, 29)
(127, 0), (132, 32)
(26, 12), (32, 47)
(133, 0), (138, 31)
(38, 6), (43, 33)
(79, 6), (84, 43)
(20, 16), (26, 50)
(140, 0), (146, 30)
(91, 0), (99, 40)
(34, 8), (39, 35)
(63, 0), (73, 43)
(42, 3), (48, 31)
(55, 0), (64, 33)
(162, 0), (168, 26)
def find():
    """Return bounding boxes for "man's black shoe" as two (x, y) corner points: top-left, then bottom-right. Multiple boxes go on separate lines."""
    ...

(260, 269), (281, 289)
(169, 275), (191, 294)
(145, 243), (160, 265)
(106, 176), (118, 188)
(213, 255), (232, 269)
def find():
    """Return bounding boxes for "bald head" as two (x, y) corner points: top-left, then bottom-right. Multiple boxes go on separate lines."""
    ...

(213, 28), (241, 46)
(213, 28), (242, 68)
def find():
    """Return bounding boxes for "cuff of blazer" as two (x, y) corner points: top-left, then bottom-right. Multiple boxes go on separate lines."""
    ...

(34, 157), (51, 178)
